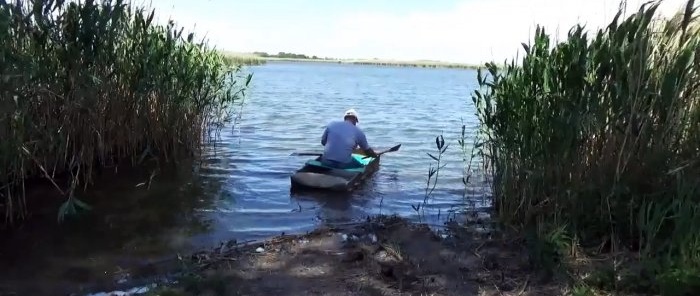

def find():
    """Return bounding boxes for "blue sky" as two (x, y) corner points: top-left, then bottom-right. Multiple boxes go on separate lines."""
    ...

(143, 0), (689, 64)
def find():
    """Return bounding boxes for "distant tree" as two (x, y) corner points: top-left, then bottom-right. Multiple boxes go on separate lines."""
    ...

(272, 52), (310, 59)
(250, 51), (319, 59)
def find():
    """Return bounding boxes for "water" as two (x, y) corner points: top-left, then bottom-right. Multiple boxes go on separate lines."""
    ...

(0, 62), (490, 295)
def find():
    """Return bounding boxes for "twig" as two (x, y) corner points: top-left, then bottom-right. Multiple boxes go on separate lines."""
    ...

(517, 275), (530, 295)
(492, 282), (504, 296)
(20, 146), (66, 195)
(473, 242), (485, 258)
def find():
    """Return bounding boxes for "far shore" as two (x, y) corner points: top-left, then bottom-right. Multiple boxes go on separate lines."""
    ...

(263, 57), (482, 69)
(221, 52), (484, 70)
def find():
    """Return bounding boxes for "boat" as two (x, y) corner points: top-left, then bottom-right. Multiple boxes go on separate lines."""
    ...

(290, 150), (380, 192)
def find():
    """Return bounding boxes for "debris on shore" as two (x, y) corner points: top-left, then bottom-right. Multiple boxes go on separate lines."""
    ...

(128, 215), (566, 296)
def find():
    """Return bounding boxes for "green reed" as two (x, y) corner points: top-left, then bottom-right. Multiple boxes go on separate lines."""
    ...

(0, 0), (252, 224)
(413, 134), (448, 222)
(473, 0), (699, 291)
(221, 52), (266, 66)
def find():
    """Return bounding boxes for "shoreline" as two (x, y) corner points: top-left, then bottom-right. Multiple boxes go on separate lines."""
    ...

(263, 57), (482, 69)
(221, 52), (483, 70)
(264, 57), (483, 70)
(1, 213), (668, 296)
(71, 215), (566, 296)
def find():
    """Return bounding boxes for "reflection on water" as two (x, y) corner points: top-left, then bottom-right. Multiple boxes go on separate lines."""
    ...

(0, 62), (491, 295)
(0, 161), (227, 295)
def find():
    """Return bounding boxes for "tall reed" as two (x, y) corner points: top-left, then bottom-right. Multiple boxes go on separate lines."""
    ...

(221, 52), (266, 66)
(0, 0), (251, 224)
(473, 0), (700, 288)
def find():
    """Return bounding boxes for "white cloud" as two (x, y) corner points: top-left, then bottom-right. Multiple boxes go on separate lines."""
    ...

(146, 0), (692, 64)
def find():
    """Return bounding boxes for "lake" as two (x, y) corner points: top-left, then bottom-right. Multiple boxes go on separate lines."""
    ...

(0, 62), (490, 295)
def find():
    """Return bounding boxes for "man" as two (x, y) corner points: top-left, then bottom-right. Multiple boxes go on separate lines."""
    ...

(320, 108), (378, 169)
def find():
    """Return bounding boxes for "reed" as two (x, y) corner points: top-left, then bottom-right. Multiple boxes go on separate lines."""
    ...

(473, 0), (700, 291)
(221, 51), (266, 66)
(0, 0), (251, 224)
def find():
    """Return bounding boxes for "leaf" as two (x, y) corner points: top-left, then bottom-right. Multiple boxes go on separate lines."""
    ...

(58, 199), (69, 222)
(137, 145), (151, 164)
(146, 9), (154, 27)
(441, 143), (449, 154)
(427, 153), (439, 161)
(246, 73), (253, 86)
(428, 168), (436, 177)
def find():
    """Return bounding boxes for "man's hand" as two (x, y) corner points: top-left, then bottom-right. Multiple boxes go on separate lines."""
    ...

(365, 148), (379, 158)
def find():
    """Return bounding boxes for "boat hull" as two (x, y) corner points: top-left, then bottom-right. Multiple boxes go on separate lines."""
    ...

(290, 153), (380, 192)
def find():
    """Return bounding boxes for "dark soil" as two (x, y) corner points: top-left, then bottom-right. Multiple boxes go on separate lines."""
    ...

(142, 216), (565, 296)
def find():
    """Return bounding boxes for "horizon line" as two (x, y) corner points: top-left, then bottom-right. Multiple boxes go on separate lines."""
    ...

(220, 50), (486, 66)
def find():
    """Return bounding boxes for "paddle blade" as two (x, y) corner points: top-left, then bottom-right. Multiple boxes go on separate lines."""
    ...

(362, 144), (401, 159)
(384, 144), (401, 153)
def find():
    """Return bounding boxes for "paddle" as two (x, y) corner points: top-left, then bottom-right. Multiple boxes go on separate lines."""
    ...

(362, 143), (401, 159)
(289, 144), (401, 158)
(289, 152), (324, 156)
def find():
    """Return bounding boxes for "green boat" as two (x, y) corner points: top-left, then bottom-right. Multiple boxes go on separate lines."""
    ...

(290, 152), (380, 192)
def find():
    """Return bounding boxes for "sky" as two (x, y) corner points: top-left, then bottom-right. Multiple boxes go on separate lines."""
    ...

(140, 0), (691, 65)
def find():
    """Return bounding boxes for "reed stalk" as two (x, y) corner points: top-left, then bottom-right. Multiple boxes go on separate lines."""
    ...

(473, 0), (700, 291)
(0, 0), (251, 224)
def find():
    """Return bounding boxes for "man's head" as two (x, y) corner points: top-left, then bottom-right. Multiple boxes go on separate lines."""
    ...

(343, 108), (359, 125)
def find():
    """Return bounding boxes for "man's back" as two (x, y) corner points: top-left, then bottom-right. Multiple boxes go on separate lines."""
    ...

(321, 120), (369, 164)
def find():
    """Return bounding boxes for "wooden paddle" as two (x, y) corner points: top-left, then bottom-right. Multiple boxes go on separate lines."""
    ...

(362, 144), (401, 159)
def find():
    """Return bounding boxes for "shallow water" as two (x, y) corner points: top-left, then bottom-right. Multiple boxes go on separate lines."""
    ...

(0, 62), (490, 295)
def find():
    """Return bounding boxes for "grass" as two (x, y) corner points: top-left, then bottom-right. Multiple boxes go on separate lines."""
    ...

(0, 0), (252, 225)
(471, 0), (700, 294)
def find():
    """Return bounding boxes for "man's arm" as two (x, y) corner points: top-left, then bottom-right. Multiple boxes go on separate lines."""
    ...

(357, 130), (378, 157)
(321, 127), (328, 146)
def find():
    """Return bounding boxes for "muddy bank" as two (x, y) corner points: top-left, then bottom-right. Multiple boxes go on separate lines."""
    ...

(81, 215), (565, 296)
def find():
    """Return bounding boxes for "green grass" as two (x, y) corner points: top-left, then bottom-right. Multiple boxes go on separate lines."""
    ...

(472, 0), (700, 294)
(0, 0), (251, 225)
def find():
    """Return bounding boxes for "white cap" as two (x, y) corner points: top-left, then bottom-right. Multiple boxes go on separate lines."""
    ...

(344, 108), (359, 121)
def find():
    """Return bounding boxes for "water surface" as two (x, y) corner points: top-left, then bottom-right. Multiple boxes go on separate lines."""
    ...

(0, 62), (490, 295)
